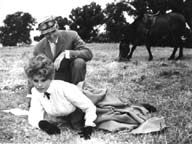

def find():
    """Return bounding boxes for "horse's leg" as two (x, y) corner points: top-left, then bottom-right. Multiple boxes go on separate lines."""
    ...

(174, 46), (183, 60)
(169, 47), (177, 60)
(146, 44), (153, 61)
(169, 34), (180, 60)
(127, 44), (137, 59)
(176, 38), (184, 60)
(170, 36), (183, 60)
(177, 47), (183, 59)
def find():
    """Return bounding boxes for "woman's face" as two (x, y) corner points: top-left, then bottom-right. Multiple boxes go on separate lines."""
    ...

(31, 75), (51, 93)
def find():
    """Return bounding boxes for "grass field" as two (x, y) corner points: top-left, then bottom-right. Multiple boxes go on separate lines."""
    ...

(0, 43), (192, 143)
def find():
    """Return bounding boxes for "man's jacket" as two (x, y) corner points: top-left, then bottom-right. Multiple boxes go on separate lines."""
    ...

(33, 30), (93, 61)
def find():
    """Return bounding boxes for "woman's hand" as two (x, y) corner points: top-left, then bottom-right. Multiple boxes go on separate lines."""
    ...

(38, 120), (60, 135)
(78, 126), (93, 140)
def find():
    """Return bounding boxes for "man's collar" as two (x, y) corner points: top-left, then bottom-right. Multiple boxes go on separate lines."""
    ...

(48, 36), (58, 44)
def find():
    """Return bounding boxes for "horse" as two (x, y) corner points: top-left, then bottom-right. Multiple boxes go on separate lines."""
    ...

(119, 12), (187, 61)
(146, 0), (192, 30)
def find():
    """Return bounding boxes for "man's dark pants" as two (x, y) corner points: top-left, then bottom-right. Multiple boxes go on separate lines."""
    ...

(54, 58), (86, 85)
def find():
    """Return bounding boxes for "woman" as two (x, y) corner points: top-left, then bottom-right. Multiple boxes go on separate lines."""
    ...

(24, 54), (96, 139)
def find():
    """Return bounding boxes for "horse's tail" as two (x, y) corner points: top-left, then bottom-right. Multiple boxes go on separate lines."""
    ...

(181, 26), (191, 47)
(185, 18), (192, 32)
(182, 26), (191, 39)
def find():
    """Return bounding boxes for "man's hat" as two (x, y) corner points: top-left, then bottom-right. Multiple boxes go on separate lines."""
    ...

(38, 16), (58, 35)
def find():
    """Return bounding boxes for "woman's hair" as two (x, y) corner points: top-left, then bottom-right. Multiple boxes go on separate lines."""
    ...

(24, 54), (55, 80)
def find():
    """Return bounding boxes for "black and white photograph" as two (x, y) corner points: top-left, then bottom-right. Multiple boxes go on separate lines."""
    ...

(0, 0), (192, 143)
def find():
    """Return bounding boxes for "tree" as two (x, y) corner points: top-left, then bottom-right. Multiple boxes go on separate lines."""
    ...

(0, 11), (36, 46)
(69, 2), (105, 41)
(129, 0), (149, 15)
(145, 0), (184, 14)
(104, 0), (131, 42)
(55, 16), (71, 30)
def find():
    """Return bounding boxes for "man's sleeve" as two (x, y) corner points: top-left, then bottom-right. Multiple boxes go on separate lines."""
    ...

(71, 31), (93, 61)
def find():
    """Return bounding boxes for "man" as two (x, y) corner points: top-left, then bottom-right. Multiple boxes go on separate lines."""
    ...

(33, 16), (93, 85)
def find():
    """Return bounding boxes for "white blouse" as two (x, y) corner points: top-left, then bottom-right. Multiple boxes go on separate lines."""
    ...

(28, 80), (97, 128)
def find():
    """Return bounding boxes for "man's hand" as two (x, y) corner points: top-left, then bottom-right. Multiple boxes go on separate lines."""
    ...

(78, 126), (93, 140)
(38, 120), (61, 135)
(54, 52), (65, 70)
(69, 50), (79, 59)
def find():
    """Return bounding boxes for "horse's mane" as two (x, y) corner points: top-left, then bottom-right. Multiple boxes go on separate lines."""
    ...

(130, 14), (145, 30)
(132, 15), (144, 25)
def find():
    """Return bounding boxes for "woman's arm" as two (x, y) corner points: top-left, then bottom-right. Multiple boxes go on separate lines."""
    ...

(28, 89), (45, 128)
(64, 83), (97, 127)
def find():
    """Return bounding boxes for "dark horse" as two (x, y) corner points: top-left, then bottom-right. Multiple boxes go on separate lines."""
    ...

(119, 12), (187, 61)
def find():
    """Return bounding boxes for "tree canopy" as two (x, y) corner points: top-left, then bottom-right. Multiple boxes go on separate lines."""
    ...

(0, 11), (36, 46)
(104, 0), (132, 42)
(0, 0), (192, 46)
(69, 2), (105, 41)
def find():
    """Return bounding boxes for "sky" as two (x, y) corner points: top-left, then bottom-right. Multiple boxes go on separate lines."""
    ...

(0, 0), (116, 25)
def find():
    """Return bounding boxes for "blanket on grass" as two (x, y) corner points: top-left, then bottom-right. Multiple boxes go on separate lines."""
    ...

(80, 82), (166, 133)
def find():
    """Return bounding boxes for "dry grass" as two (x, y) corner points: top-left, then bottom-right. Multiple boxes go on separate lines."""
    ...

(0, 43), (192, 143)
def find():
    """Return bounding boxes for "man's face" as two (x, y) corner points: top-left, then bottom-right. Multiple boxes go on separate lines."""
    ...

(44, 30), (57, 43)
(31, 75), (51, 93)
